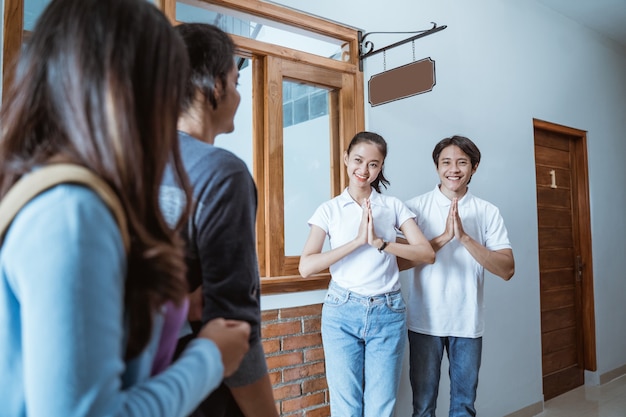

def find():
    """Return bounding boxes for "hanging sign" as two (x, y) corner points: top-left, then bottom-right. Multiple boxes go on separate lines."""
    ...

(368, 57), (436, 106)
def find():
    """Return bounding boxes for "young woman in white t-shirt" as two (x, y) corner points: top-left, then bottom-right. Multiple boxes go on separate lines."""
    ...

(299, 131), (435, 417)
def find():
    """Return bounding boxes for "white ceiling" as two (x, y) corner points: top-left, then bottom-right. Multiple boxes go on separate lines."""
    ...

(535, 0), (626, 47)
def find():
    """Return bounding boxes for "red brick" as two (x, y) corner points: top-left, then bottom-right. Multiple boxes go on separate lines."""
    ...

(283, 361), (325, 382)
(280, 411), (302, 417)
(304, 405), (330, 417)
(280, 304), (322, 319)
(281, 392), (326, 413)
(302, 376), (328, 393)
(262, 320), (302, 338)
(283, 333), (322, 351)
(266, 351), (303, 371)
(272, 382), (302, 400)
(262, 309), (279, 322)
(268, 370), (281, 385)
(262, 338), (280, 354)
(303, 317), (321, 333)
(304, 347), (325, 362)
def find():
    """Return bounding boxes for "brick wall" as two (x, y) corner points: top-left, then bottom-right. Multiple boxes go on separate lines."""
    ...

(261, 304), (330, 417)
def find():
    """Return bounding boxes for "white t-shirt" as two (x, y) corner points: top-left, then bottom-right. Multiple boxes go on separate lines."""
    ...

(404, 185), (511, 338)
(308, 188), (415, 295)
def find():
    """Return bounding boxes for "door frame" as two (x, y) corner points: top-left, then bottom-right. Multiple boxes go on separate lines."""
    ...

(534, 118), (597, 372)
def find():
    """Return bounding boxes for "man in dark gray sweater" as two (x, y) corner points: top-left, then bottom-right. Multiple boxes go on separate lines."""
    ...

(160, 23), (277, 417)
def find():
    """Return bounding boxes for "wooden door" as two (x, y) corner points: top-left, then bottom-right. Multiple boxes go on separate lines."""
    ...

(533, 119), (596, 400)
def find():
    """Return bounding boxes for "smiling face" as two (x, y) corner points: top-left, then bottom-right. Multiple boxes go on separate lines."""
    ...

(344, 141), (384, 192)
(436, 144), (478, 199)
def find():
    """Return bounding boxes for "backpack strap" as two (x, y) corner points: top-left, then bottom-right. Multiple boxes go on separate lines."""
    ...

(0, 163), (130, 252)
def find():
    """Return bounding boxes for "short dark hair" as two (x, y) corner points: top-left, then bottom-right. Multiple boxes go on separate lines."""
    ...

(432, 135), (481, 169)
(346, 131), (390, 193)
(175, 23), (236, 111)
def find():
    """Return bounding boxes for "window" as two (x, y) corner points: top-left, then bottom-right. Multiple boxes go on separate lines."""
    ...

(172, 1), (365, 294)
(2, 0), (365, 294)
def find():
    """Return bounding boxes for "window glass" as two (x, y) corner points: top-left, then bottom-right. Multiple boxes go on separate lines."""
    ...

(283, 83), (329, 128)
(283, 80), (332, 256)
(24, 0), (51, 31)
(176, 0), (348, 61)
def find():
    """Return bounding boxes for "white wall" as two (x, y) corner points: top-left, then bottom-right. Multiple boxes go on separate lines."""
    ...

(264, 0), (626, 415)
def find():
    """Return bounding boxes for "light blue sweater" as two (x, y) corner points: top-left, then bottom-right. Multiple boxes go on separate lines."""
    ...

(0, 184), (223, 417)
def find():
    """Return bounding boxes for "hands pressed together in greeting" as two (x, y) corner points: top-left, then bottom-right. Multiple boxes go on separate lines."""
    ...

(356, 198), (385, 249)
(429, 197), (468, 252)
(432, 197), (514, 280)
(444, 198), (467, 243)
(299, 195), (435, 278)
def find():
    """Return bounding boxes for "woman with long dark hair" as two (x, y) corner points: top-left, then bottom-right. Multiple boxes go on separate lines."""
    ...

(0, 0), (249, 416)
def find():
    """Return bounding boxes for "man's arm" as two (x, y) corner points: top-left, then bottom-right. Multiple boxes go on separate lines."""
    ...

(458, 238), (515, 280)
(397, 202), (453, 271)
(452, 198), (515, 280)
(231, 373), (278, 417)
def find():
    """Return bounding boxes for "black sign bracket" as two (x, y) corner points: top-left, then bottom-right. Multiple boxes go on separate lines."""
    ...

(358, 22), (447, 71)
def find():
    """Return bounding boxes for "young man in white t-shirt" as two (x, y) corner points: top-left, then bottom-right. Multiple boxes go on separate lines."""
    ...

(404, 135), (515, 417)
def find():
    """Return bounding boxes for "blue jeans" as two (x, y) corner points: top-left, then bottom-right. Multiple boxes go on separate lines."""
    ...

(408, 331), (482, 417)
(322, 281), (407, 417)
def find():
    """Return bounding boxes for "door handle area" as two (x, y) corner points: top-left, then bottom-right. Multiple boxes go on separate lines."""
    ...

(576, 255), (583, 282)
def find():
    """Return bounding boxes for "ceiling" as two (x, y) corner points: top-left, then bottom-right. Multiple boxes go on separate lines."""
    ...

(535, 0), (626, 47)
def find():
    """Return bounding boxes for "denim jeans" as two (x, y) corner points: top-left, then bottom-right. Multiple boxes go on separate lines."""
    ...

(322, 281), (407, 417)
(408, 331), (482, 417)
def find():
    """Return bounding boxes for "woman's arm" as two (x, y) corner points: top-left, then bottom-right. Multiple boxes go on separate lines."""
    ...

(9, 186), (225, 417)
(299, 225), (363, 278)
(380, 219), (435, 266)
(299, 202), (370, 278)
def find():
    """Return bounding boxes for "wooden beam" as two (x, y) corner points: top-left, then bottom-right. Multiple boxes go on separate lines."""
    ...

(2, 0), (23, 100)
(156, 0), (176, 24)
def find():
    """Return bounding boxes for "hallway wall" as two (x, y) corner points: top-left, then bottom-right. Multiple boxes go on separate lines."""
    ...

(262, 0), (626, 415)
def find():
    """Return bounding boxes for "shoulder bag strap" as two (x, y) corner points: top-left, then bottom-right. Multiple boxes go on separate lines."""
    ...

(0, 163), (130, 252)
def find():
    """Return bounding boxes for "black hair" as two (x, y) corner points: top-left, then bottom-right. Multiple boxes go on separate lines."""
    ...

(175, 23), (236, 111)
(432, 135), (481, 168)
(432, 135), (481, 184)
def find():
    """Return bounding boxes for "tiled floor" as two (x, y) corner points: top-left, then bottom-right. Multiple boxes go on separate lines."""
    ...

(534, 375), (626, 417)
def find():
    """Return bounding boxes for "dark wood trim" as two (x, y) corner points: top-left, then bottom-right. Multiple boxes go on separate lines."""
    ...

(573, 132), (597, 371)
(156, 0), (177, 23)
(534, 119), (583, 137)
(252, 56), (267, 276)
(599, 363), (626, 384)
(261, 274), (330, 294)
(2, 0), (23, 99)
(230, 34), (357, 74)
(533, 118), (597, 371)
(263, 55), (285, 278)
(198, 0), (358, 63)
